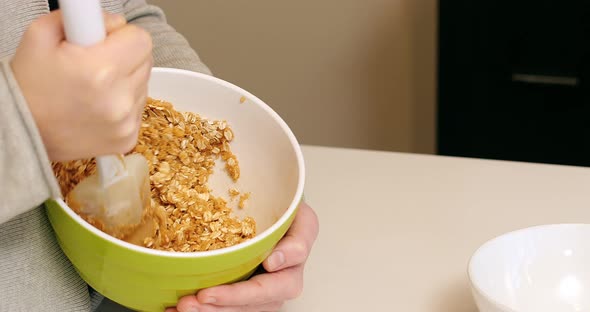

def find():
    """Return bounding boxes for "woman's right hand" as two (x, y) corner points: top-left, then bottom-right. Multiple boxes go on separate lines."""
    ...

(10, 10), (153, 162)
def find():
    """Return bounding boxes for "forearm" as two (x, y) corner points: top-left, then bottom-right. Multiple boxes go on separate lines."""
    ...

(122, 0), (212, 75)
(0, 58), (61, 224)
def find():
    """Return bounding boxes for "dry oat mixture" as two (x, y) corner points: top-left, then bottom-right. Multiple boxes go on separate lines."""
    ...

(53, 98), (256, 252)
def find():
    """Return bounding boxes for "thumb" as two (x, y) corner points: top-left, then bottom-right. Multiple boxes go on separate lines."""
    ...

(104, 13), (126, 33)
(262, 202), (319, 272)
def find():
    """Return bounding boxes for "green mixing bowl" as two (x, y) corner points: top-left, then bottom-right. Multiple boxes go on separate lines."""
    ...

(45, 68), (305, 312)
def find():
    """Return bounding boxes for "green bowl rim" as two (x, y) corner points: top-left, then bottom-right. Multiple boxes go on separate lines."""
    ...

(49, 67), (306, 259)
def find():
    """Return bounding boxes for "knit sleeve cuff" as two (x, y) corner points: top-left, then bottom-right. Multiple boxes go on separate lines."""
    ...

(0, 58), (61, 223)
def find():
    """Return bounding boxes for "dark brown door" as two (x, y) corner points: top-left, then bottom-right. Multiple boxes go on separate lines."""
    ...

(437, 0), (590, 167)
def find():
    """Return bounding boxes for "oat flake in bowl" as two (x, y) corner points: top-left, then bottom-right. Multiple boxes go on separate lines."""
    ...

(53, 97), (256, 252)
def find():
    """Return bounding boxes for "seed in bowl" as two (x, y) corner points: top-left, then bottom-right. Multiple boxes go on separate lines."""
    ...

(52, 97), (256, 252)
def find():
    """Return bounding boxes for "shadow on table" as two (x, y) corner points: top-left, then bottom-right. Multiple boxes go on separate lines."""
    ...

(96, 298), (134, 312)
(434, 277), (479, 312)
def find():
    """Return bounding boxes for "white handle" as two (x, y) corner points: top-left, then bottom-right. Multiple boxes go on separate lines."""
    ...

(59, 0), (125, 186)
(59, 0), (106, 46)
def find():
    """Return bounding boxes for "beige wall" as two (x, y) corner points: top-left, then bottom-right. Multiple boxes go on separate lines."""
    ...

(148, 0), (437, 154)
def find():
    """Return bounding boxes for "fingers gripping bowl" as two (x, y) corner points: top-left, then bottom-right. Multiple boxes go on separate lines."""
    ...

(45, 68), (305, 312)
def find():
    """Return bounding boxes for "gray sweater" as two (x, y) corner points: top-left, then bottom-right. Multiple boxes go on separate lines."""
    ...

(0, 1), (211, 311)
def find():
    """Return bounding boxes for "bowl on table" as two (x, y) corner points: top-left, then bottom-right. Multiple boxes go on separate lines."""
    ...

(45, 67), (305, 312)
(468, 224), (590, 312)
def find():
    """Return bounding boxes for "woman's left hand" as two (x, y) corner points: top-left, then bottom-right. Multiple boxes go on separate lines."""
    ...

(167, 201), (319, 312)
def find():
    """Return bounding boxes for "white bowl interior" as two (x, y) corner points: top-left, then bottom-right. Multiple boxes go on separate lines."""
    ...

(469, 224), (590, 312)
(147, 68), (303, 234)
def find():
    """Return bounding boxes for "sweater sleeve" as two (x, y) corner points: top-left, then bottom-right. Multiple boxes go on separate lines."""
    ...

(122, 0), (213, 75)
(0, 58), (62, 224)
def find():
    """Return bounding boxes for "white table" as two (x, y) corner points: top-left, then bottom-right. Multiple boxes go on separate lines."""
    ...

(101, 145), (590, 311)
(283, 145), (590, 312)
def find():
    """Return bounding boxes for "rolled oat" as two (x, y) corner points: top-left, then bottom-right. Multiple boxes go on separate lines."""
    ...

(53, 98), (256, 252)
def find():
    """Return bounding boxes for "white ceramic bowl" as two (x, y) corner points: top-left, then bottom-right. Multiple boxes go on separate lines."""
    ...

(468, 224), (590, 312)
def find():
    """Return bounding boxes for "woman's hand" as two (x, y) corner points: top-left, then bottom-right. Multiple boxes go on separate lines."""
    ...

(168, 201), (319, 312)
(11, 11), (152, 162)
